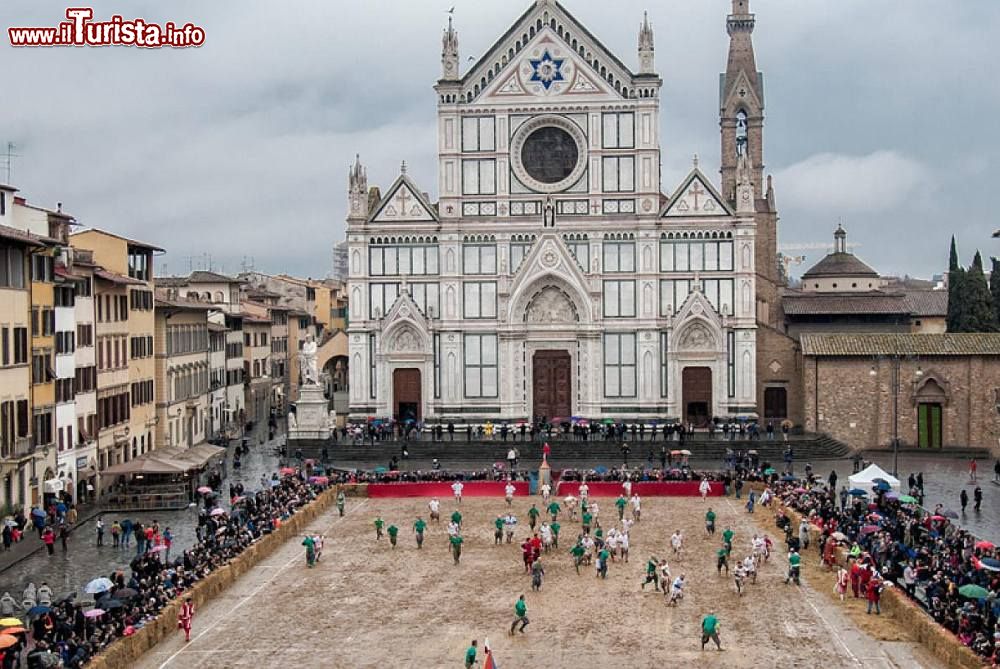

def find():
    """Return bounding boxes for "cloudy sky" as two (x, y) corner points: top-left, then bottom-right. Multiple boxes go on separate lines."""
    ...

(1, 0), (997, 280)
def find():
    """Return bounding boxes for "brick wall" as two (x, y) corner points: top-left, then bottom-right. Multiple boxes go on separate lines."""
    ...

(756, 323), (803, 425)
(804, 354), (1000, 451)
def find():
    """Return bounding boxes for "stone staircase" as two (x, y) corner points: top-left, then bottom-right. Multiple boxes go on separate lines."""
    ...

(317, 432), (852, 469)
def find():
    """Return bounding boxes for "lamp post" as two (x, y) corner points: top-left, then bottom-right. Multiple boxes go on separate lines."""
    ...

(869, 354), (922, 478)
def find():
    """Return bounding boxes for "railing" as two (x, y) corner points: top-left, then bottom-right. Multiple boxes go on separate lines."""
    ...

(101, 489), (189, 511)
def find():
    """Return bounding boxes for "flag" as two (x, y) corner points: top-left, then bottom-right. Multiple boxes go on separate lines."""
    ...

(483, 636), (498, 669)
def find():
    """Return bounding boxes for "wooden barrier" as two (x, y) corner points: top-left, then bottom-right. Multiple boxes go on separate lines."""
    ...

(777, 501), (985, 668)
(87, 485), (340, 668)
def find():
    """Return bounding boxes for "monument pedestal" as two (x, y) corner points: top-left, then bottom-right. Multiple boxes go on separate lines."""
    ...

(288, 384), (331, 441)
(538, 457), (551, 492)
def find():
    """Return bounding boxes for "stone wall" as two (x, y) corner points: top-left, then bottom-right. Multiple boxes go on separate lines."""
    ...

(755, 323), (803, 425)
(87, 484), (343, 669)
(803, 354), (1000, 451)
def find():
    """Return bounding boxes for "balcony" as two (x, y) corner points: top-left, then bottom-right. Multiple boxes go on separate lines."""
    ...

(0, 437), (36, 462)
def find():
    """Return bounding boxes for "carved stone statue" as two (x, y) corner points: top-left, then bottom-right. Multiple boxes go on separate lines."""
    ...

(288, 411), (297, 428)
(300, 335), (319, 386)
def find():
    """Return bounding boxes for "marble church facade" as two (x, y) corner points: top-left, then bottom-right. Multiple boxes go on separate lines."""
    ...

(346, 0), (763, 424)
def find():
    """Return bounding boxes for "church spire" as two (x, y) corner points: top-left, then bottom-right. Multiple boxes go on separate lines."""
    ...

(348, 154), (368, 222)
(441, 16), (460, 81)
(720, 0), (764, 204)
(638, 11), (655, 75)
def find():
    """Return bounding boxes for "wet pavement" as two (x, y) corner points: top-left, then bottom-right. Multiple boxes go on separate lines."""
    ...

(0, 427), (283, 603)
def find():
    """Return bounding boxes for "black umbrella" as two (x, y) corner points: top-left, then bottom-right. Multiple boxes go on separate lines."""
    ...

(101, 599), (124, 610)
(113, 588), (138, 600)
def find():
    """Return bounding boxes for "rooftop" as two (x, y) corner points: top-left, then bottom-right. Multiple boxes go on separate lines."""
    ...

(187, 270), (242, 284)
(782, 292), (909, 316)
(800, 252), (879, 279)
(801, 333), (1000, 357)
(71, 227), (164, 252)
(0, 223), (59, 247)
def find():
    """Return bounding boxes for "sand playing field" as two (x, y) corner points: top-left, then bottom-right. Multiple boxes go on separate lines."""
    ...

(136, 494), (943, 669)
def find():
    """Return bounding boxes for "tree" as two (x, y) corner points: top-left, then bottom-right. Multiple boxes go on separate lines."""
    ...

(947, 236), (965, 331)
(991, 257), (1000, 326)
(963, 251), (998, 332)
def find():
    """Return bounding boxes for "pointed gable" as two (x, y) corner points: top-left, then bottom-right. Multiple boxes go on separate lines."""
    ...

(370, 174), (438, 223)
(662, 169), (733, 218)
(462, 0), (645, 104)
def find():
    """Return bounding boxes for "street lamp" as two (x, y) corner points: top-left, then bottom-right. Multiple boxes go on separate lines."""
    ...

(869, 356), (922, 478)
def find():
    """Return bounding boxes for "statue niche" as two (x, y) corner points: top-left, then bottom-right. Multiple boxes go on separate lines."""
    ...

(524, 286), (579, 324)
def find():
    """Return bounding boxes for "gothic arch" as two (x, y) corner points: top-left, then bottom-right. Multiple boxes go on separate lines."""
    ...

(673, 317), (721, 352)
(913, 373), (950, 405)
(523, 285), (580, 324)
(509, 272), (591, 325)
(382, 319), (428, 354)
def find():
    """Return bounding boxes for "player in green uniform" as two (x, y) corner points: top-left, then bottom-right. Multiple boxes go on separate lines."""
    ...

(642, 555), (660, 590)
(597, 547), (611, 578)
(450, 533), (464, 564)
(374, 516), (384, 540)
(509, 594), (529, 634)
(550, 521), (561, 548)
(494, 516), (504, 545)
(570, 539), (585, 574)
(716, 547), (729, 575)
(582, 511), (593, 535)
(451, 509), (463, 529)
(336, 490), (346, 516)
(722, 527), (734, 555)
(615, 495), (627, 521)
(387, 524), (398, 548)
(705, 508), (717, 535)
(413, 516), (427, 548)
(528, 504), (540, 531)
(701, 612), (722, 650)
(464, 640), (478, 668)
(547, 500), (560, 522)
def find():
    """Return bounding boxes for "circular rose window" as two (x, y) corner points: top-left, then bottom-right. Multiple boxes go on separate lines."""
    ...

(521, 126), (579, 184)
(510, 115), (587, 193)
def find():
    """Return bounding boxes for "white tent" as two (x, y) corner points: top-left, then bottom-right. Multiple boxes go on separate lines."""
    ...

(848, 464), (901, 492)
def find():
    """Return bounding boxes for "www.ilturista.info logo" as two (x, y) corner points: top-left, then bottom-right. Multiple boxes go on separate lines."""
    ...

(8, 8), (205, 48)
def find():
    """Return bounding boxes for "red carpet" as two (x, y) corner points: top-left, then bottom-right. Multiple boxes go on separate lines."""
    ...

(367, 481), (530, 498)
(554, 481), (723, 497)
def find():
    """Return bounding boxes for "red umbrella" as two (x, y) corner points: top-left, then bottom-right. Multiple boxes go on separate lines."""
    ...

(279, 467), (296, 476)
(930, 515), (947, 522)
(976, 540), (995, 550)
(859, 525), (880, 535)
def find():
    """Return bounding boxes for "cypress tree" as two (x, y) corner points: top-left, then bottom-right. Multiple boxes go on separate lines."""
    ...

(964, 251), (998, 332)
(946, 236), (964, 331)
(991, 257), (1000, 326)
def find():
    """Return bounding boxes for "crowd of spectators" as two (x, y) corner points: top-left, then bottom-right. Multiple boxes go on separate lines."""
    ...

(776, 479), (1000, 664)
(0, 474), (323, 668)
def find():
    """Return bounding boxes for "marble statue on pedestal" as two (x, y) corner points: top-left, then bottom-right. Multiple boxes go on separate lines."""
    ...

(300, 335), (319, 386)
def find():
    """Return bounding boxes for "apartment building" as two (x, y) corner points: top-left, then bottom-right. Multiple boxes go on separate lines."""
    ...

(65, 248), (97, 502)
(154, 297), (212, 449)
(241, 301), (272, 429)
(70, 230), (159, 490)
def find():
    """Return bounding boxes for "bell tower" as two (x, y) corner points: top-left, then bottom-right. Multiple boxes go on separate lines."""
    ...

(720, 0), (764, 202)
(347, 154), (368, 224)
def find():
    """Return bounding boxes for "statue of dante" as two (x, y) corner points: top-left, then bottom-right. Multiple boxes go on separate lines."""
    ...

(300, 335), (319, 386)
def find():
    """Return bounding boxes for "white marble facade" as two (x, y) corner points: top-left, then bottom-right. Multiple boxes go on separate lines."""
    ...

(346, 0), (757, 422)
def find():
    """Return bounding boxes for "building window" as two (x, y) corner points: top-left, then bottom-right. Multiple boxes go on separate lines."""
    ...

(660, 332), (669, 398)
(12, 327), (26, 364)
(509, 235), (535, 273)
(409, 282), (440, 318)
(0, 245), (25, 289)
(602, 112), (635, 149)
(602, 156), (635, 193)
(464, 334), (498, 398)
(433, 334), (441, 399)
(31, 255), (54, 283)
(32, 408), (54, 446)
(602, 280), (636, 318)
(368, 334), (377, 399)
(463, 282), (497, 319)
(727, 331), (736, 398)
(55, 331), (75, 355)
(369, 282), (399, 320)
(54, 285), (75, 307)
(659, 279), (691, 316)
(462, 116), (496, 152)
(702, 279), (735, 316)
(563, 235), (589, 271)
(604, 333), (636, 398)
(661, 239), (734, 272)
(31, 350), (52, 385)
(368, 242), (439, 277)
(462, 242), (497, 274)
(462, 159), (496, 195)
(602, 240), (635, 273)
(127, 249), (151, 281)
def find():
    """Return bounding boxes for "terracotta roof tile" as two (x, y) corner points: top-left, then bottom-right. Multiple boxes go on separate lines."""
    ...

(801, 333), (1000, 357)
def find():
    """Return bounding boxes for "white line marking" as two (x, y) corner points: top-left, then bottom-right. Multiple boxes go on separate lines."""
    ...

(158, 499), (369, 668)
(721, 496), (864, 667)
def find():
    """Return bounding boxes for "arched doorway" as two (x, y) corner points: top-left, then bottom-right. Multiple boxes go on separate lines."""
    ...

(915, 377), (946, 449)
(532, 350), (572, 421)
(682, 367), (712, 427)
(764, 387), (787, 420)
(393, 369), (422, 422)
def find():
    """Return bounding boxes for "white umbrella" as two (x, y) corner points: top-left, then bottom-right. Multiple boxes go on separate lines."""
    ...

(84, 578), (114, 594)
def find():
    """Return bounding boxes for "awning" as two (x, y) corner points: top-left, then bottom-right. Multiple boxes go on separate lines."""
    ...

(102, 457), (186, 476)
(77, 467), (97, 479)
(43, 478), (64, 494)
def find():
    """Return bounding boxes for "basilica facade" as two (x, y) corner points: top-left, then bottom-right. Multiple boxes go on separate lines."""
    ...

(346, 0), (773, 425)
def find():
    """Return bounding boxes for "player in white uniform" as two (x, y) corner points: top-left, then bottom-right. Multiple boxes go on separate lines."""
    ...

(540, 482), (551, 503)
(428, 498), (440, 522)
(630, 494), (642, 522)
(504, 481), (516, 507)
(618, 529), (630, 562)
(670, 530), (684, 560)
(540, 522), (553, 553)
(699, 478), (712, 500)
(504, 513), (518, 544)
(668, 574), (685, 605)
(451, 481), (464, 504)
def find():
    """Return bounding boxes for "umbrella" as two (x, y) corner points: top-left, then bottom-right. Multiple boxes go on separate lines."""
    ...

(0, 635), (17, 650)
(860, 525), (881, 535)
(3, 519), (16, 527)
(493, 462), (506, 470)
(764, 467), (776, 475)
(113, 588), (137, 600)
(930, 515), (947, 522)
(147, 545), (167, 553)
(794, 487), (808, 493)
(279, 467), (297, 476)
(308, 476), (329, 485)
(874, 481), (891, 492)
(959, 584), (990, 599)
(976, 540), (995, 550)
(941, 509), (960, 519)
(602, 418), (615, 425)
(1, 627), (26, 635)
(31, 509), (46, 518)
(679, 450), (692, 456)
(26, 606), (50, 617)
(898, 495), (918, 504)
(35, 651), (60, 668)
(884, 491), (900, 500)
(304, 459), (316, 466)
(83, 609), (105, 618)
(593, 466), (608, 475)
(197, 486), (213, 494)
(0, 619), (21, 628)
(373, 466), (388, 474)
(101, 599), (124, 610)
(978, 558), (1000, 572)
(210, 508), (227, 517)
(670, 450), (682, 456)
(848, 489), (867, 496)
(831, 531), (848, 542)
(781, 475), (797, 482)
(84, 577), (114, 594)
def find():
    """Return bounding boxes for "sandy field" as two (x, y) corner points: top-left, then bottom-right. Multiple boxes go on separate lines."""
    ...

(135, 494), (944, 669)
